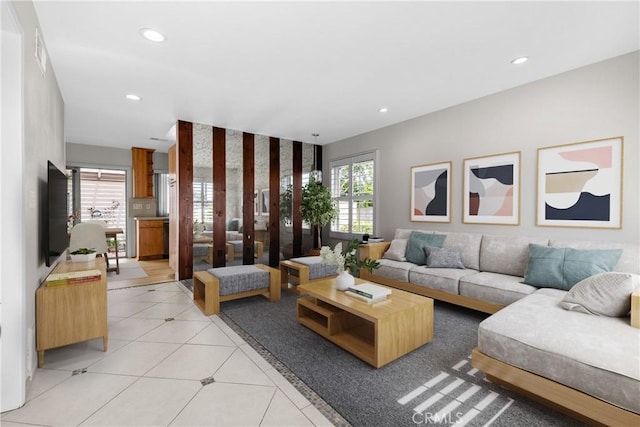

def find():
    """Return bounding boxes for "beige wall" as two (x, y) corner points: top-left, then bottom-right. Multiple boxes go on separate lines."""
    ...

(323, 52), (639, 244)
(9, 0), (65, 405)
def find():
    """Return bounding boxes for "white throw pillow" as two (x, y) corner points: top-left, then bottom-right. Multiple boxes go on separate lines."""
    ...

(382, 239), (408, 262)
(560, 272), (638, 317)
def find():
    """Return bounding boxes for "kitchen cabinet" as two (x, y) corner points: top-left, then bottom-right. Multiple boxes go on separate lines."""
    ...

(132, 147), (155, 198)
(137, 218), (165, 260)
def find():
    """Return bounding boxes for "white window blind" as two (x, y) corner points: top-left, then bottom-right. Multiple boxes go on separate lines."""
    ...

(79, 169), (126, 240)
(193, 178), (213, 224)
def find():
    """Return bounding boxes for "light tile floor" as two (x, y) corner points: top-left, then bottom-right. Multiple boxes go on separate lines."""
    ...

(2, 281), (333, 427)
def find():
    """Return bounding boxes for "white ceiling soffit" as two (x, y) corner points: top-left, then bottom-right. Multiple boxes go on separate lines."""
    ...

(33, 1), (639, 151)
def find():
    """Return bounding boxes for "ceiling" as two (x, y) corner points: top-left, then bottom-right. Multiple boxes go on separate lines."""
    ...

(33, 1), (639, 152)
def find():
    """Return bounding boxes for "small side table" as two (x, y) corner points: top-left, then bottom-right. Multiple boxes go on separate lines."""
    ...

(359, 241), (391, 261)
(631, 289), (640, 328)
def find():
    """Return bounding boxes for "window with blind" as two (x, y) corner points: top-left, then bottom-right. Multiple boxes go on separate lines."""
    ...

(78, 168), (127, 244)
(193, 178), (213, 224)
(330, 152), (376, 238)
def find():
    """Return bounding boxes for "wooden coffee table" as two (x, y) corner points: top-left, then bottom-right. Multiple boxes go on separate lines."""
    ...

(297, 278), (433, 368)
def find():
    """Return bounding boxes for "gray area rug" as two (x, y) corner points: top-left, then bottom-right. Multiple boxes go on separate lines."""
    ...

(214, 291), (583, 427)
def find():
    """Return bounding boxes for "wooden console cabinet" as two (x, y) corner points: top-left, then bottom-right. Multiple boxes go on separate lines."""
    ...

(137, 218), (165, 260)
(36, 258), (108, 367)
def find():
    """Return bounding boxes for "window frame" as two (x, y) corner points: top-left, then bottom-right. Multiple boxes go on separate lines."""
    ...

(192, 177), (213, 224)
(329, 150), (378, 240)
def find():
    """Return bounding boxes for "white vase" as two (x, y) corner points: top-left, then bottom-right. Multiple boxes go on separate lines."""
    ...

(335, 270), (355, 291)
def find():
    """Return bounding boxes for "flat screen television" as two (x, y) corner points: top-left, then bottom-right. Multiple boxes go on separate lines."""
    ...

(45, 160), (69, 267)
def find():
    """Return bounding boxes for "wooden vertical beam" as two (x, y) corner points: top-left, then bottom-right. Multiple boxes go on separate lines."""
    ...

(312, 144), (323, 249)
(212, 127), (226, 267)
(243, 133), (255, 264)
(269, 137), (280, 267)
(314, 144), (323, 172)
(177, 120), (193, 280)
(292, 141), (303, 257)
(168, 144), (178, 273)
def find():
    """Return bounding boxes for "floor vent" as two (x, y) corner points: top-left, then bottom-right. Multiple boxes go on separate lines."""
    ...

(200, 376), (215, 386)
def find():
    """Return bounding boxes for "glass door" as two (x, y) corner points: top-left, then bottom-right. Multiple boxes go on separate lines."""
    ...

(68, 167), (127, 258)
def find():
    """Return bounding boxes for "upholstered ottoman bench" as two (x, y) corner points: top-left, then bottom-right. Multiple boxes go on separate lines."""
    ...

(193, 264), (280, 315)
(279, 256), (338, 293)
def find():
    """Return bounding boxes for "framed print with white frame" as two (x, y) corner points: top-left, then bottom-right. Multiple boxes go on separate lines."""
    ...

(463, 151), (520, 225)
(410, 161), (451, 222)
(536, 136), (622, 229)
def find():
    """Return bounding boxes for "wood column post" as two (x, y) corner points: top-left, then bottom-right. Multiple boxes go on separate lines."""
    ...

(212, 127), (226, 267)
(292, 141), (303, 257)
(269, 137), (280, 267)
(243, 133), (255, 264)
(177, 120), (193, 280)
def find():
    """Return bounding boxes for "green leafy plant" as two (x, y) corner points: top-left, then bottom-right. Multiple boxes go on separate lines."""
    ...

(193, 219), (206, 234)
(70, 248), (96, 255)
(301, 177), (338, 248)
(279, 184), (293, 225)
(320, 238), (380, 274)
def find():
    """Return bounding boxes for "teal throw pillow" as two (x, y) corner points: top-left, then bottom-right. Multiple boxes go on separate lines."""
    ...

(405, 232), (446, 265)
(523, 244), (622, 290)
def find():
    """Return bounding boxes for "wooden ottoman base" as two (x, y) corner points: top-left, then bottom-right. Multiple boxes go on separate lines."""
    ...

(279, 259), (337, 294)
(193, 264), (281, 315)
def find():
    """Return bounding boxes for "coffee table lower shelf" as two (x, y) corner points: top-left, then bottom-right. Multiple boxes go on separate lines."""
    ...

(296, 294), (432, 368)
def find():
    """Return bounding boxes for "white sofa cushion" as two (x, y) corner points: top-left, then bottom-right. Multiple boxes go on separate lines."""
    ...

(441, 232), (482, 270)
(409, 266), (478, 294)
(480, 235), (548, 277)
(478, 291), (640, 414)
(393, 228), (434, 239)
(375, 259), (415, 282)
(459, 272), (537, 306)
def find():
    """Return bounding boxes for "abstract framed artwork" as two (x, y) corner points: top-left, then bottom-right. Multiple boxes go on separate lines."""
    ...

(463, 151), (520, 225)
(537, 137), (623, 229)
(410, 161), (451, 222)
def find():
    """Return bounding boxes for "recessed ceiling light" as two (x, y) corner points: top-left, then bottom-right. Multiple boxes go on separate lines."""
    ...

(139, 28), (165, 42)
(378, 107), (388, 113)
(511, 56), (529, 65)
(125, 94), (142, 101)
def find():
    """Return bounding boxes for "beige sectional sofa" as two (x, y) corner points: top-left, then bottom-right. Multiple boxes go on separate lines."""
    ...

(360, 228), (640, 425)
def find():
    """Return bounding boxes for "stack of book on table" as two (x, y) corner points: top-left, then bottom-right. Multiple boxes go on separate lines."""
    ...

(45, 269), (102, 287)
(346, 282), (391, 303)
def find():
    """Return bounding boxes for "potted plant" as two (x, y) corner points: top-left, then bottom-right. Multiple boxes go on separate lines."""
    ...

(320, 238), (380, 290)
(70, 248), (97, 263)
(193, 219), (206, 237)
(279, 184), (293, 226)
(301, 177), (338, 249)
